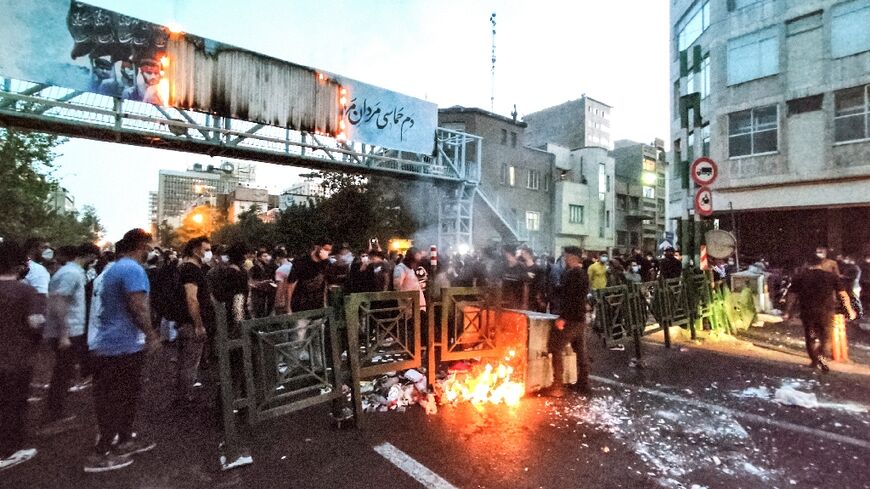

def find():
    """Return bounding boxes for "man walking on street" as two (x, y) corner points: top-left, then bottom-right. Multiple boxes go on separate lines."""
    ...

(543, 246), (591, 398)
(42, 243), (99, 430)
(587, 252), (609, 292)
(86, 229), (160, 473)
(785, 254), (857, 372)
(175, 236), (213, 406)
(0, 241), (46, 471)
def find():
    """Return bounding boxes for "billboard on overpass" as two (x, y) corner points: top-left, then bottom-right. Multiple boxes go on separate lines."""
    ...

(0, 0), (436, 154)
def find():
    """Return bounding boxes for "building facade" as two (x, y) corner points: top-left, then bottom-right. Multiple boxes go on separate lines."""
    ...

(155, 161), (255, 227)
(279, 179), (331, 209)
(524, 95), (613, 151)
(438, 107), (555, 254)
(670, 0), (870, 264)
(48, 187), (75, 215)
(612, 139), (669, 253)
(147, 191), (158, 234)
(547, 145), (616, 254)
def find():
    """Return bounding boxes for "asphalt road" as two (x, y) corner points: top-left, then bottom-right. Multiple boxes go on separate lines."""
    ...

(4, 334), (869, 489)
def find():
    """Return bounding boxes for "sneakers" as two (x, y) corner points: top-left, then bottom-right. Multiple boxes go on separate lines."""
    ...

(0, 448), (37, 472)
(113, 433), (156, 458)
(83, 451), (133, 473)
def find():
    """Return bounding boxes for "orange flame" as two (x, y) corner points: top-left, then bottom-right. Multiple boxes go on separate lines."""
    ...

(439, 351), (524, 407)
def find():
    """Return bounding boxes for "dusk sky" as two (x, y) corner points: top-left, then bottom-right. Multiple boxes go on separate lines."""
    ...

(52, 0), (670, 240)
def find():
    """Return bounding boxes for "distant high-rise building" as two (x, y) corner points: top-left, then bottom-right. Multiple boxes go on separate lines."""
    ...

(279, 180), (331, 209)
(156, 161), (255, 226)
(147, 191), (158, 234)
(48, 187), (75, 215)
(523, 94), (613, 150)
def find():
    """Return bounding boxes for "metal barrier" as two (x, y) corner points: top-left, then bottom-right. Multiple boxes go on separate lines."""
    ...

(214, 303), (346, 469)
(427, 286), (503, 385)
(344, 291), (422, 424)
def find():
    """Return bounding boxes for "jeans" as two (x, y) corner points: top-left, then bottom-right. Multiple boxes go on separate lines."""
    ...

(0, 367), (33, 457)
(548, 320), (590, 390)
(92, 352), (144, 452)
(176, 323), (205, 402)
(45, 335), (87, 421)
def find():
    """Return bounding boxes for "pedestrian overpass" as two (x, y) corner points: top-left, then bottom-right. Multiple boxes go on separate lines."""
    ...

(0, 0), (481, 253)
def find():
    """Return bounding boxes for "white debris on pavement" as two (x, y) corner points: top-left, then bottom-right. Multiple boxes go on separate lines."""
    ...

(774, 386), (819, 408)
(552, 389), (780, 489)
(731, 379), (868, 413)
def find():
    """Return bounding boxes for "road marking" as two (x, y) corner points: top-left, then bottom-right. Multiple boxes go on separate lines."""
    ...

(591, 375), (870, 450)
(373, 442), (458, 489)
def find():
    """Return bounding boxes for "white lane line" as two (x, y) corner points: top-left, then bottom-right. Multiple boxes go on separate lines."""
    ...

(373, 442), (459, 489)
(590, 375), (870, 450)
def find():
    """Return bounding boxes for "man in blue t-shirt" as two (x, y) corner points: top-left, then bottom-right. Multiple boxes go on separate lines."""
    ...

(84, 229), (160, 474)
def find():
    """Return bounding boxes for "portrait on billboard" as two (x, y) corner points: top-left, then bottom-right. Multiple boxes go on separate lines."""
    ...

(66, 1), (168, 104)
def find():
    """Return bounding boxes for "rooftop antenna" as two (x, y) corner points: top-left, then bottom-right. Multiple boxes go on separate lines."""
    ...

(490, 12), (496, 112)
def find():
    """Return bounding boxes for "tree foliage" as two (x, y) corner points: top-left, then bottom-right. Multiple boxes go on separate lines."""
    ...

(0, 128), (104, 245)
(209, 175), (419, 256)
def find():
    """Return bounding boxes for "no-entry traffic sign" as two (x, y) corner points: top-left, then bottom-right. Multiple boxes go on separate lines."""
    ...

(694, 186), (714, 217)
(690, 157), (718, 186)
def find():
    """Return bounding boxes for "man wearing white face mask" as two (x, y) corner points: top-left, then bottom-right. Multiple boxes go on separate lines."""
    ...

(624, 260), (643, 284)
(815, 246), (840, 276)
(173, 236), (213, 407)
(22, 238), (51, 313)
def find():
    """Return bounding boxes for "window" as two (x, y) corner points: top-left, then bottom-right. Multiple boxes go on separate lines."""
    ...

(606, 175), (611, 192)
(598, 163), (607, 193)
(673, 80), (681, 118)
(605, 210), (611, 228)
(501, 129), (507, 145)
(508, 166), (516, 186)
(677, 1), (711, 51)
(511, 132), (517, 148)
(832, 0), (870, 58)
(630, 197), (640, 211)
(786, 11), (822, 37)
(834, 85), (869, 142)
(727, 26), (779, 85)
(643, 186), (656, 199)
(526, 169), (541, 190)
(729, 105), (778, 157)
(702, 124), (711, 156)
(687, 131), (695, 163)
(569, 205), (584, 224)
(500, 164), (508, 184)
(630, 232), (639, 245)
(617, 231), (628, 246)
(616, 195), (626, 210)
(728, 0), (762, 11)
(525, 211), (541, 231)
(543, 173), (550, 192)
(697, 55), (711, 99)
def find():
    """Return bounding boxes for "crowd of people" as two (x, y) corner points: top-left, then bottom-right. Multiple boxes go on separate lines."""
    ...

(4, 227), (866, 473)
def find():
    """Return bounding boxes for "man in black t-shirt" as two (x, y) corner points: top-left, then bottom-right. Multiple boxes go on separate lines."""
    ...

(658, 247), (683, 280)
(786, 255), (857, 371)
(174, 236), (212, 405)
(207, 244), (250, 331)
(249, 249), (277, 318)
(0, 241), (46, 469)
(287, 242), (332, 314)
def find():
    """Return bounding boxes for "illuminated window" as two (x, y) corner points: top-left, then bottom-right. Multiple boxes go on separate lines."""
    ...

(525, 211), (541, 231)
(643, 186), (656, 199)
(509, 166), (516, 186)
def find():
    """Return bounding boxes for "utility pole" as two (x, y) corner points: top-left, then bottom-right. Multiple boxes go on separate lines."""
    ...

(490, 12), (496, 112)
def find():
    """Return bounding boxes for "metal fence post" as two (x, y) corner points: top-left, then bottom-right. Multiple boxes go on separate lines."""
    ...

(659, 277), (672, 349)
(213, 301), (253, 470)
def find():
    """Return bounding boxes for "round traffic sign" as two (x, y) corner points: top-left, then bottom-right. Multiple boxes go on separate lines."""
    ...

(694, 186), (714, 217)
(690, 157), (718, 186)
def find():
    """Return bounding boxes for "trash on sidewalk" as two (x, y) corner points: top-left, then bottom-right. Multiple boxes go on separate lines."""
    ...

(773, 386), (818, 409)
(360, 368), (429, 413)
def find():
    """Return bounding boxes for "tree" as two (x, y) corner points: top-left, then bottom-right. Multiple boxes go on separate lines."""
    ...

(0, 128), (105, 245)
(176, 205), (221, 244)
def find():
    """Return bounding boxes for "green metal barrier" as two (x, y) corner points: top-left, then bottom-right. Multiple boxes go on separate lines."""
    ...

(214, 302), (346, 470)
(344, 290), (422, 425)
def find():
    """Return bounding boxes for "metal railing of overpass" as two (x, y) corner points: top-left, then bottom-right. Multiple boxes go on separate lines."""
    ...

(0, 77), (482, 185)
